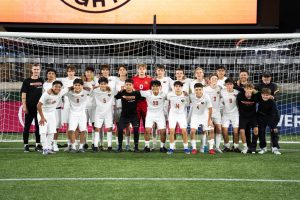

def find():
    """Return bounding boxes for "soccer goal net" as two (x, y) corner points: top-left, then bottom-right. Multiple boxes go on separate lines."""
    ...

(0, 32), (299, 143)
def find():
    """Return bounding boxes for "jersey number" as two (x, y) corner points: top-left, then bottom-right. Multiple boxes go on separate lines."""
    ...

(229, 98), (233, 103)
(103, 98), (106, 103)
(139, 84), (143, 90)
(175, 103), (180, 109)
(153, 101), (158, 106)
(213, 96), (217, 102)
(76, 99), (79, 103)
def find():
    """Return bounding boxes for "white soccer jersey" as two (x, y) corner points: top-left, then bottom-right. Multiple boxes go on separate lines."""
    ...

(220, 89), (239, 115)
(84, 79), (97, 108)
(189, 93), (212, 116)
(204, 85), (222, 111)
(140, 90), (166, 114)
(107, 76), (117, 95)
(65, 90), (89, 114)
(39, 92), (62, 113)
(189, 79), (206, 93)
(171, 78), (191, 93)
(167, 92), (189, 115)
(42, 80), (54, 92)
(115, 77), (126, 108)
(217, 77), (227, 89)
(156, 77), (172, 94)
(92, 88), (114, 115)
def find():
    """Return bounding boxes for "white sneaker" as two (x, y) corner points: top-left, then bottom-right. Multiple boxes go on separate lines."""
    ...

(47, 149), (56, 154)
(200, 147), (205, 153)
(258, 148), (267, 154)
(272, 147), (281, 155)
(215, 148), (223, 153)
(52, 144), (59, 152)
(42, 149), (48, 155)
(241, 147), (248, 154)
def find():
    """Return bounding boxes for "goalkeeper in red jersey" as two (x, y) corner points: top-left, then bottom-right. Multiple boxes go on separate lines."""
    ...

(132, 64), (153, 127)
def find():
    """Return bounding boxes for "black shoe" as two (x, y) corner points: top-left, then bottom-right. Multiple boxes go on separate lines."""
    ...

(143, 147), (151, 153)
(160, 147), (168, 153)
(35, 144), (43, 152)
(115, 147), (123, 153)
(107, 147), (113, 152)
(24, 145), (30, 153)
(233, 148), (241, 153)
(133, 148), (139, 153)
(223, 147), (232, 152)
(99, 146), (106, 151)
(247, 149), (254, 154)
(91, 144), (94, 149)
(92, 147), (99, 153)
(83, 143), (89, 150)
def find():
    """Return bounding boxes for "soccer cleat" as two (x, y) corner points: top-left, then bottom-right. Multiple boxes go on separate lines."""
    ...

(191, 149), (198, 155)
(92, 147), (99, 153)
(35, 144), (43, 152)
(241, 147), (248, 154)
(42, 149), (48, 155)
(99, 145), (106, 151)
(204, 146), (209, 153)
(272, 147), (281, 155)
(167, 149), (174, 155)
(258, 148), (267, 154)
(133, 148), (140, 153)
(184, 148), (190, 155)
(222, 147), (231, 152)
(159, 147), (168, 153)
(115, 147), (123, 153)
(24, 145), (30, 153)
(78, 148), (85, 153)
(64, 145), (72, 152)
(107, 147), (113, 152)
(233, 148), (241, 153)
(70, 148), (77, 153)
(47, 149), (56, 154)
(208, 149), (216, 155)
(83, 143), (89, 150)
(125, 145), (131, 152)
(215, 148), (223, 154)
(52, 144), (59, 152)
(143, 147), (151, 153)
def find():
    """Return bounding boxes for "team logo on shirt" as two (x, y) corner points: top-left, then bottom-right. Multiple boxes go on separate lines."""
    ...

(61, 0), (131, 13)
(201, 102), (204, 104)
(181, 99), (185, 103)
(163, 81), (166, 83)
(108, 94), (111, 97)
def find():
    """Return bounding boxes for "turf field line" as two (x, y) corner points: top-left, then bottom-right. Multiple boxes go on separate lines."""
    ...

(0, 177), (299, 183)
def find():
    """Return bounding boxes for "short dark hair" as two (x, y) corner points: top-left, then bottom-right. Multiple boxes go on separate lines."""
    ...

(194, 83), (204, 89)
(73, 78), (83, 85)
(262, 71), (271, 78)
(155, 64), (166, 71)
(173, 81), (183, 87)
(125, 78), (134, 84)
(209, 73), (218, 79)
(225, 78), (234, 84)
(85, 67), (95, 72)
(261, 88), (271, 95)
(150, 80), (161, 87)
(240, 69), (249, 75)
(98, 77), (108, 84)
(31, 63), (40, 68)
(46, 68), (57, 76)
(175, 67), (184, 72)
(118, 64), (127, 71)
(216, 66), (226, 70)
(244, 83), (255, 89)
(52, 80), (63, 87)
(100, 64), (110, 71)
(66, 65), (76, 72)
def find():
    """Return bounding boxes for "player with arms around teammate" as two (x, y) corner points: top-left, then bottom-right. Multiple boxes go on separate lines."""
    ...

(220, 78), (240, 152)
(21, 63), (44, 152)
(257, 88), (281, 155)
(92, 77), (114, 152)
(115, 79), (144, 152)
(204, 74), (222, 154)
(37, 81), (63, 155)
(236, 83), (259, 154)
(64, 78), (90, 153)
(42, 69), (61, 152)
(167, 81), (190, 155)
(140, 80), (167, 153)
(189, 83), (213, 154)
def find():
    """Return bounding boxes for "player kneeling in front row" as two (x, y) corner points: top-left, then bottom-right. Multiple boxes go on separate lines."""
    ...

(189, 83), (213, 154)
(141, 80), (167, 153)
(37, 80), (63, 155)
(92, 77), (114, 152)
(257, 88), (281, 155)
(167, 81), (190, 154)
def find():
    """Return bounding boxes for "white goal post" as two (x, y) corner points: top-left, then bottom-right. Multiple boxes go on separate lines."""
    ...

(0, 32), (300, 143)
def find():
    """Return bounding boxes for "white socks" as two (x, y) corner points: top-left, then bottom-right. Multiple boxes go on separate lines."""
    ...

(209, 139), (214, 150)
(93, 132), (99, 147)
(201, 134), (207, 149)
(170, 143), (175, 150)
(125, 136), (130, 146)
(107, 131), (112, 147)
(215, 133), (221, 149)
(191, 139), (196, 150)
(145, 141), (150, 148)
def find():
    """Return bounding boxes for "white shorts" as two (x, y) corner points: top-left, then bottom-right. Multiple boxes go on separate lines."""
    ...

(163, 102), (169, 119)
(94, 112), (113, 129)
(55, 109), (62, 129)
(145, 113), (166, 130)
(222, 113), (239, 128)
(68, 111), (87, 132)
(212, 110), (222, 125)
(168, 112), (187, 129)
(61, 106), (69, 124)
(86, 106), (95, 124)
(38, 111), (57, 134)
(190, 114), (210, 131)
